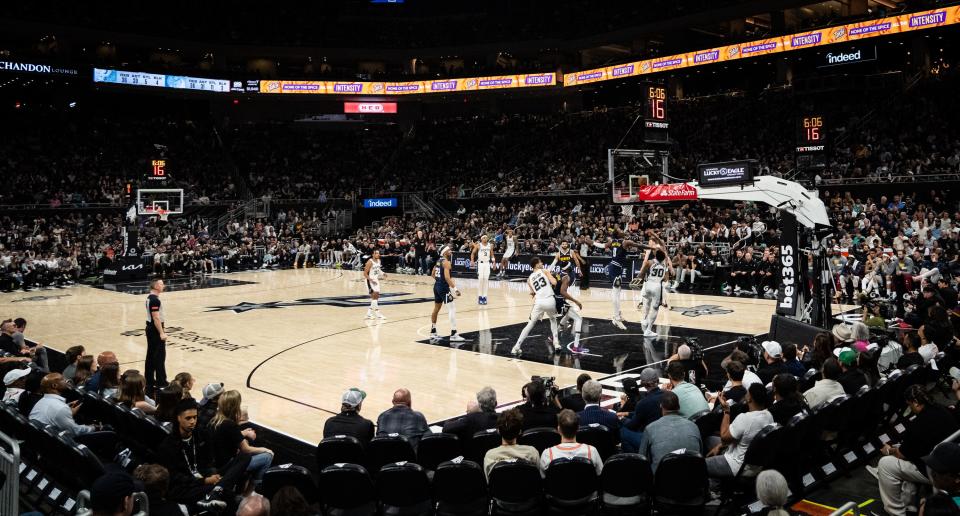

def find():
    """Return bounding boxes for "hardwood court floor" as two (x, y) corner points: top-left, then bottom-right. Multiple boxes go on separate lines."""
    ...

(0, 268), (831, 445)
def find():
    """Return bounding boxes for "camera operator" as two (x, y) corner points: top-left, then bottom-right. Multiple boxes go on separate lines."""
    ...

(519, 379), (560, 430)
(904, 286), (944, 329)
(666, 343), (708, 387)
(937, 277), (957, 310)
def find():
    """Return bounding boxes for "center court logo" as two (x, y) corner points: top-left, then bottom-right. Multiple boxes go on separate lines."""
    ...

(206, 292), (434, 313)
(669, 304), (734, 317)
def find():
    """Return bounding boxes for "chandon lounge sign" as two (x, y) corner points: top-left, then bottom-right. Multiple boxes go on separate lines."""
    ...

(0, 60), (79, 76)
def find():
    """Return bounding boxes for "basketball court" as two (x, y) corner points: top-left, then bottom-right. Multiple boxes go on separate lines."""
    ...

(1, 267), (852, 446)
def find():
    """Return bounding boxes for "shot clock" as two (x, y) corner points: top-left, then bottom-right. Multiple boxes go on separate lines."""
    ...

(643, 83), (669, 143)
(796, 115), (826, 153)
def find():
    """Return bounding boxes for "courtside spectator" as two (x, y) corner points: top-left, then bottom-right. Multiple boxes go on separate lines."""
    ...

(236, 493), (270, 516)
(483, 408), (540, 480)
(376, 388), (429, 448)
(84, 351), (118, 392)
(869, 385), (959, 516)
(620, 367), (664, 453)
(769, 374), (806, 426)
(72, 355), (95, 387)
(519, 380), (561, 429)
(559, 373), (591, 411)
(99, 362), (121, 399)
(198, 381), (224, 428)
(577, 380), (620, 444)
(30, 372), (98, 437)
(271, 485), (318, 516)
(754, 470), (801, 516)
(88, 471), (136, 516)
(803, 358), (846, 409)
(133, 464), (190, 516)
(638, 391), (702, 472)
(539, 409), (603, 476)
(757, 341), (788, 384)
(2, 368), (30, 405)
(323, 387), (375, 446)
(923, 442), (960, 499)
(61, 345), (85, 384)
(706, 383), (773, 482)
(210, 390), (274, 487)
(117, 371), (156, 414)
(172, 372), (195, 399)
(442, 386), (498, 443)
(665, 361), (709, 418)
(837, 349), (868, 395)
(157, 398), (242, 512)
(155, 383), (184, 425)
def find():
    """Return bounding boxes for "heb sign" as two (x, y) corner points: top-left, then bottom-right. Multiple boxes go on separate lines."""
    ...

(344, 102), (397, 113)
(636, 183), (698, 202)
(696, 160), (757, 188)
(362, 198), (398, 208)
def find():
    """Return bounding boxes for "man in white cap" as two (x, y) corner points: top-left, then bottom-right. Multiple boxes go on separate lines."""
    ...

(756, 340), (788, 384)
(3, 368), (30, 405)
(430, 245), (464, 342)
(323, 387), (375, 446)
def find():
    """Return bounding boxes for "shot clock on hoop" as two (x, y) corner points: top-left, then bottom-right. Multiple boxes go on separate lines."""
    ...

(643, 83), (669, 143)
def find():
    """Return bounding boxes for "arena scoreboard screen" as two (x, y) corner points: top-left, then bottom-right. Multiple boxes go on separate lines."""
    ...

(796, 115), (826, 153)
(643, 84), (669, 143)
(796, 115), (827, 169)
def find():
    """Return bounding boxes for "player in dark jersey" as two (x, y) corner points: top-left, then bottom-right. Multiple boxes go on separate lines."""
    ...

(587, 230), (656, 329)
(553, 269), (585, 353)
(430, 246), (464, 342)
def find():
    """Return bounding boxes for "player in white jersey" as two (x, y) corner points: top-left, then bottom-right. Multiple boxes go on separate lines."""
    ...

(470, 234), (496, 305)
(363, 250), (387, 319)
(497, 229), (517, 279)
(638, 241), (673, 337)
(511, 257), (560, 355)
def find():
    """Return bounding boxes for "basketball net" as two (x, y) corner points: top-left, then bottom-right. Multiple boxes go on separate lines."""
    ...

(146, 205), (170, 222)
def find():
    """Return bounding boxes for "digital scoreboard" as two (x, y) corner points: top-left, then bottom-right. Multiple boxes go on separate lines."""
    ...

(796, 115), (827, 169)
(643, 84), (669, 143)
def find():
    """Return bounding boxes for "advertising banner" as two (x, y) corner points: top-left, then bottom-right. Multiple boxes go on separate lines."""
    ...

(362, 198), (398, 208)
(345, 102), (397, 113)
(0, 60), (79, 76)
(563, 6), (959, 87)
(635, 183), (699, 202)
(776, 212), (801, 317)
(447, 252), (633, 284)
(258, 72), (556, 96)
(696, 160), (756, 188)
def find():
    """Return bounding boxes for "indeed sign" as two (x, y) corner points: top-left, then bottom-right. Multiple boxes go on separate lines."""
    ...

(362, 198), (398, 209)
(820, 47), (875, 68)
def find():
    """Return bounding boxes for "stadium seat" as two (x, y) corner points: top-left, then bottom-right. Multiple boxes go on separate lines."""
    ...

(518, 427), (561, 454)
(467, 428), (501, 463)
(316, 434), (366, 471)
(576, 424), (617, 461)
(0, 402), (31, 441)
(488, 460), (542, 515)
(318, 463), (377, 516)
(260, 464), (318, 504)
(652, 451), (708, 515)
(543, 456), (600, 513)
(416, 432), (462, 471)
(432, 458), (488, 516)
(376, 461), (432, 516)
(127, 410), (170, 455)
(367, 434), (416, 472)
(599, 453), (652, 515)
(691, 409), (723, 443)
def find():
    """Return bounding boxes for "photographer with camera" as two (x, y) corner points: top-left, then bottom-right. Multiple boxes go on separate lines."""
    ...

(666, 341), (708, 387)
(519, 378), (561, 430)
(559, 373), (592, 412)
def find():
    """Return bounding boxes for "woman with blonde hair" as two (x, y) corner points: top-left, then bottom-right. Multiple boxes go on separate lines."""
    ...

(171, 372), (195, 399)
(117, 371), (156, 414)
(210, 390), (273, 485)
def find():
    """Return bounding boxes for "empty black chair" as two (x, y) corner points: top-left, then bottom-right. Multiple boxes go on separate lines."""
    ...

(63, 441), (106, 492)
(691, 409), (723, 444)
(368, 434), (416, 472)
(317, 434), (366, 471)
(577, 424), (616, 462)
(260, 464), (318, 504)
(377, 462), (432, 516)
(128, 409), (170, 454)
(73, 429), (119, 461)
(488, 460), (542, 515)
(468, 428), (501, 463)
(417, 433), (461, 471)
(318, 463), (377, 516)
(518, 427), (561, 454)
(77, 389), (119, 429)
(653, 451), (708, 515)
(433, 459), (487, 516)
(0, 402), (31, 440)
(599, 453), (652, 515)
(544, 456), (600, 513)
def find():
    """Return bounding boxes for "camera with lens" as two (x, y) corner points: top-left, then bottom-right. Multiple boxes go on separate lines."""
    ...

(530, 375), (559, 403)
(684, 337), (704, 362)
(734, 335), (763, 367)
